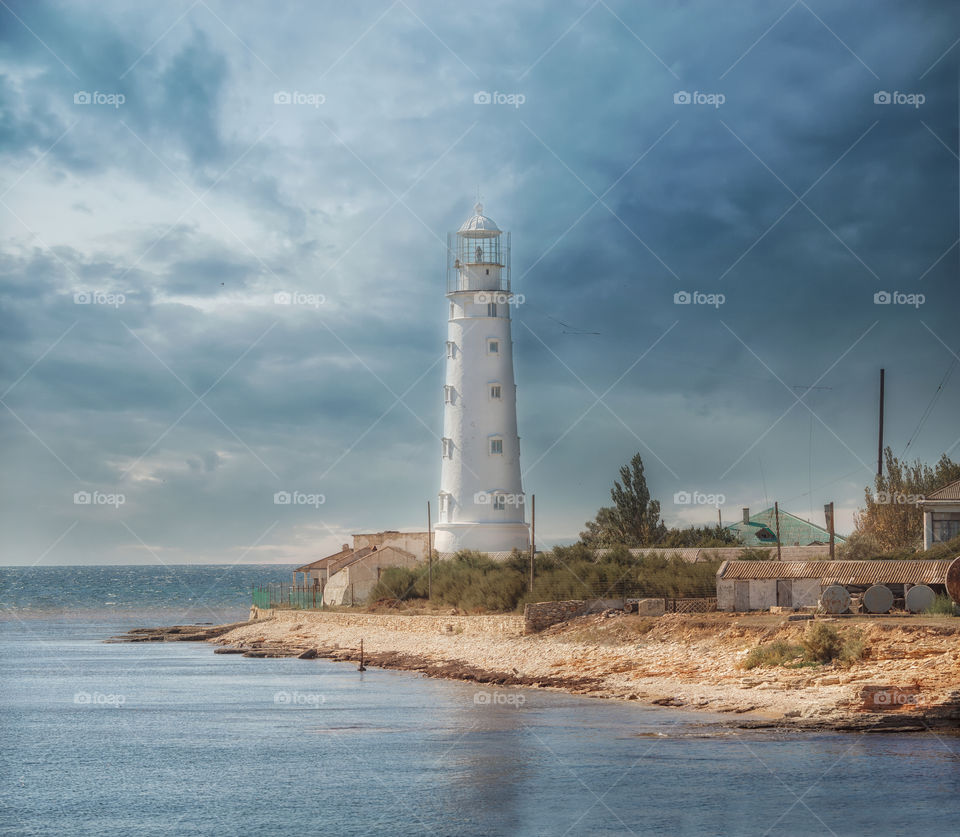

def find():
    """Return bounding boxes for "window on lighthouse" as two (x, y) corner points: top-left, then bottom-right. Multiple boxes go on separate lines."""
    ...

(489, 438), (503, 455)
(487, 339), (499, 355)
(446, 341), (455, 359)
(489, 384), (501, 400)
(444, 385), (454, 404)
(493, 494), (506, 511)
(441, 438), (453, 458)
(487, 302), (498, 317)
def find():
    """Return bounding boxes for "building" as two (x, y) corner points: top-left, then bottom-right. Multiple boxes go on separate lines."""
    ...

(292, 531), (432, 595)
(321, 545), (421, 606)
(725, 506), (847, 548)
(716, 559), (953, 611)
(919, 478), (960, 550)
(434, 203), (529, 555)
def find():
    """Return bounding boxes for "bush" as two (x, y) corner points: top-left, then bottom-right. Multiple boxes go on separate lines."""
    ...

(925, 594), (959, 616)
(800, 623), (844, 663)
(838, 629), (868, 665)
(741, 640), (804, 669)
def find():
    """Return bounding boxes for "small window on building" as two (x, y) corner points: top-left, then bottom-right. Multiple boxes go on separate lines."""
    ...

(439, 493), (449, 518)
(756, 527), (777, 541)
(493, 494), (506, 511)
(444, 385), (454, 404)
(489, 438), (503, 455)
(490, 384), (501, 400)
(446, 341), (455, 359)
(441, 438), (453, 458)
(487, 302), (497, 318)
(487, 339), (499, 355)
(450, 303), (455, 319)
(485, 269), (490, 275)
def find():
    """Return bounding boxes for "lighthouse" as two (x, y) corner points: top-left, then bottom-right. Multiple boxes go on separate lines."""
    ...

(434, 203), (530, 555)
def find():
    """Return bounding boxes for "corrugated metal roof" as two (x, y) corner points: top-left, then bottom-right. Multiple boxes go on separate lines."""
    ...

(926, 478), (960, 501)
(594, 546), (838, 563)
(717, 559), (955, 585)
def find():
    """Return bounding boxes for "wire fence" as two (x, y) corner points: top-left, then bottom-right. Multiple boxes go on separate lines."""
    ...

(253, 584), (326, 610)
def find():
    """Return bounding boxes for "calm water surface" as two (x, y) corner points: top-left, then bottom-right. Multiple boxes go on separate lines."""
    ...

(1, 567), (959, 835)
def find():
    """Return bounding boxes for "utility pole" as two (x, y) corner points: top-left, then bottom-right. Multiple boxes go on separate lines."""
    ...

(878, 368), (885, 477)
(529, 494), (536, 593)
(774, 501), (782, 561)
(426, 501), (432, 601)
(824, 501), (835, 560)
(717, 507), (722, 529)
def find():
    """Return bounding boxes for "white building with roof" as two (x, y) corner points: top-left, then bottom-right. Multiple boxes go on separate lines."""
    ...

(434, 203), (530, 555)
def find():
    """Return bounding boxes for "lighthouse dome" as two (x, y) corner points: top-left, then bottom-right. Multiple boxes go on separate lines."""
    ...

(458, 203), (500, 237)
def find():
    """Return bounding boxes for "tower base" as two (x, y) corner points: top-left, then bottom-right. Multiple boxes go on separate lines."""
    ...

(434, 522), (530, 555)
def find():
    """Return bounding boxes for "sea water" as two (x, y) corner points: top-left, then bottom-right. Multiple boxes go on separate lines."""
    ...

(2, 566), (959, 836)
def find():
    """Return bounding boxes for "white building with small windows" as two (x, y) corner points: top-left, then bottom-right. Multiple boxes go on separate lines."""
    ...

(434, 203), (530, 555)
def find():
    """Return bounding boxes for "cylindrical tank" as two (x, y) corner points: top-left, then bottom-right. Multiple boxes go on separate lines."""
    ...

(905, 584), (936, 613)
(821, 584), (850, 614)
(946, 557), (960, 604)
(863, 584), (894, 614)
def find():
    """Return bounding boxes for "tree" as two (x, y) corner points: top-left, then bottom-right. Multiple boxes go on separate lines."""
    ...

(853, 448), (960, 551)
(580, 453), (665, 547)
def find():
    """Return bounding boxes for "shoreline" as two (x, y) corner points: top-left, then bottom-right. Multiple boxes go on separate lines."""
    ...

(114, 609), (960, 734)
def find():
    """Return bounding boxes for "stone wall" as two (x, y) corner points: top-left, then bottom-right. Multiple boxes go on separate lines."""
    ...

(247, 606), (524, 638)
(522, 598), (666, 633)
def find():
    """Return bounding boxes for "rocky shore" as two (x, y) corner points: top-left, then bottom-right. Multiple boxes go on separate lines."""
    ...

(113, 609), (960, 733)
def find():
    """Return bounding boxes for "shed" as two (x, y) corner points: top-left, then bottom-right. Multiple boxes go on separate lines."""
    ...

(716, 559), (954, 611)
(323, 545), (421, 606)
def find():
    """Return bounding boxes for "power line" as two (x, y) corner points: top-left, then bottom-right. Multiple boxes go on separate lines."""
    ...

(902, 358), (957, 454)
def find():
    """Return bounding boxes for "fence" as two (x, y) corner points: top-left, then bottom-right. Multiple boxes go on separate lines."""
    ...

(665, 597), (717, 613)
(253, 584), (326, 610)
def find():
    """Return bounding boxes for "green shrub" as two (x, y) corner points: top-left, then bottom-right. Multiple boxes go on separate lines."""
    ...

(741, 640), (804, 669)
(838, 629), (868, 665)
(800, 623), (843, 663)
(925, 594), (959, 616)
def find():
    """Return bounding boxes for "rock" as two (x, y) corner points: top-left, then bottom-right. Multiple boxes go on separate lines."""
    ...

(298, 648), (318, 659)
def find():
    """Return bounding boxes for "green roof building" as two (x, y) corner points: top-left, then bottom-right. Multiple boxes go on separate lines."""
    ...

(726, 506), (847, 547)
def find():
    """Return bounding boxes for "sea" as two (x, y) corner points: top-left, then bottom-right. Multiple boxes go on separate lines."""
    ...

(1, 565), (958, 836)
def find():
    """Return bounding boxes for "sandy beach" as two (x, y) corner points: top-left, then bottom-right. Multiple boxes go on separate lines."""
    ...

(157, 608), (960, 732)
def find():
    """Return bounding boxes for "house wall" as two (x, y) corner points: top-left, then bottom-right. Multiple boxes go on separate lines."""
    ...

(324, 546), (424, 606)
(792, 579), (821, 607)
(717, 579), (735, 611)
(352, 532), (433, 561)
(748, 579), (777, 611)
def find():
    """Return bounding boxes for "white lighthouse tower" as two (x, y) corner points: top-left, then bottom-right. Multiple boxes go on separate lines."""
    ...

(434, 203), (530, 555)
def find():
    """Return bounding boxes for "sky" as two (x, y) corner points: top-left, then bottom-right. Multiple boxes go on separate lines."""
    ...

(1, 0), (958, 565)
